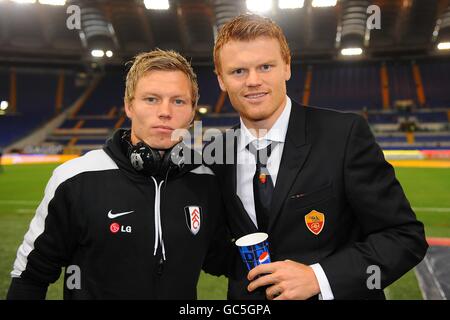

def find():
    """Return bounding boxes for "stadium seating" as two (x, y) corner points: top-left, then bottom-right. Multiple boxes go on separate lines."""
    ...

(387, 62), (418, 107)
(0, 69), (83, 148)
(80, 72), (125, 115)
(415, 111), (448, 123)
(3, 60), (450, 154)
(286, 64), (307, 104)
(0, 69), (8, 103)
(194, 66), (223, 112)
(59, 119), (82, 129)
(63, 73), (85, 108)
(415, 133), (450, 143)
(419, 59), (450, 108)
(16, 71), (57, 120)
(309, 62), (381, 110)
(368, 113), (399, 124)
(376, 135), (408, 143)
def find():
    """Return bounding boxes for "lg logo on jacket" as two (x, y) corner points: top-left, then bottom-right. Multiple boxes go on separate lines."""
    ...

(108, 210), (134, 234)
(110, 222), (132, 233)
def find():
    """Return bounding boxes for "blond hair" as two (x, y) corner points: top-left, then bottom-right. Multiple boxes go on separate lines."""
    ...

(124, 49), (199, 107)
(214, 14), (291, 75)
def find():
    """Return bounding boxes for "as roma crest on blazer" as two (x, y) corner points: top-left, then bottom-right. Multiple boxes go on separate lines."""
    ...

(185, 206), (202, 235)
(305, 210), (325, 235)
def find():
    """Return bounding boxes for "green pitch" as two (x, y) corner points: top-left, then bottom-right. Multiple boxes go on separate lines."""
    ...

(1, 163), (449, 300)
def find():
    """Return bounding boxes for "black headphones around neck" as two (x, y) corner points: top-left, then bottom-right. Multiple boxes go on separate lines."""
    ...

(122, 131), (185, 178)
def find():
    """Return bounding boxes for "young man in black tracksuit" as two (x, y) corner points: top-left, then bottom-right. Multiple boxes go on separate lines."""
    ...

(7, 50), (231, 299)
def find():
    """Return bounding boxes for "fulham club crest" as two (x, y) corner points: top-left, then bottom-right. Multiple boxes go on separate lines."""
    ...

(184, 206), (202, 235)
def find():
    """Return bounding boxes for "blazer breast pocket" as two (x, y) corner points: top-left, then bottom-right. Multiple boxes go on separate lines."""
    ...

(288, 183), (334, 210)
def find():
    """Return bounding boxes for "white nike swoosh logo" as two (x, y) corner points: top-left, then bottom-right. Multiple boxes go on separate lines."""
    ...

(107, 210), (134, 219)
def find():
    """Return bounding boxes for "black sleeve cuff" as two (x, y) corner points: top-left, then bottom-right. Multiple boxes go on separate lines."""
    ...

(6, 277), (48, 300)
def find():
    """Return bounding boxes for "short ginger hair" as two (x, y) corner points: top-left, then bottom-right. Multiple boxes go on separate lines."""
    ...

(214, 14), (291, 75)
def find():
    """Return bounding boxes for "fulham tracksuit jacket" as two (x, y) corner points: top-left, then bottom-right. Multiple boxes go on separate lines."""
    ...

(7, 129), (231, 299)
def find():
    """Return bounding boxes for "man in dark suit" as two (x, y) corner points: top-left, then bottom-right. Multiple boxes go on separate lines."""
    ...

(206, 14), (428, 300)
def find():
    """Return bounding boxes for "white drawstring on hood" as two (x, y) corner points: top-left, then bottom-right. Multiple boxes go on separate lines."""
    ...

(151, 177), (166, 261)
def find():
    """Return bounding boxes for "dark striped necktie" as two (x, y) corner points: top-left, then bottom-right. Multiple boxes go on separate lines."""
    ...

(246, 141), (276, 232)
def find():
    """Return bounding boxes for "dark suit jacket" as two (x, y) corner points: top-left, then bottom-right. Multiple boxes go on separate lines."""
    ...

(206, 101), (428, 300)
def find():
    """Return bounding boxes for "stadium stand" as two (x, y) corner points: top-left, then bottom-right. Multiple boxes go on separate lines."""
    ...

(309, 62), (381, 110)
(194, 66), (223, 112)
(2, 60), (449, 155)
(0, 69), (8, 103)
(415, 111), (448, 123)
(16, 71), (57, 120)
(58, 119), (82, 129)
(419, 59), (450, 108)
(79, 72), (125, 115)
(63, 72), (85, 109)
(388, 61), (419, 107)
(0, 69), (84, 148)
(286, 64), (307, 105)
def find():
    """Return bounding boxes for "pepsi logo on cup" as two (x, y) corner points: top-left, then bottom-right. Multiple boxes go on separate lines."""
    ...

(258, 251), (270, 264)
(235, 232), (271, 271)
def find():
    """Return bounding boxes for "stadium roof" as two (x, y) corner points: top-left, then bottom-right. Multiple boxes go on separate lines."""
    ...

(0, 0), (449, 66)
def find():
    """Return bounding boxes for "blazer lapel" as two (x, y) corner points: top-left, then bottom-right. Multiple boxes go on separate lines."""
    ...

(269, 103), (311, 231)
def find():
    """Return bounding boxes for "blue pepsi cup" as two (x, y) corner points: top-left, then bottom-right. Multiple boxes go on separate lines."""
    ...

(235, 232), (271, 271)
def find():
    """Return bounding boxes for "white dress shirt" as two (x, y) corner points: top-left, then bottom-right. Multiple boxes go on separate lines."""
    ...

(236, 96), (334, 300)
